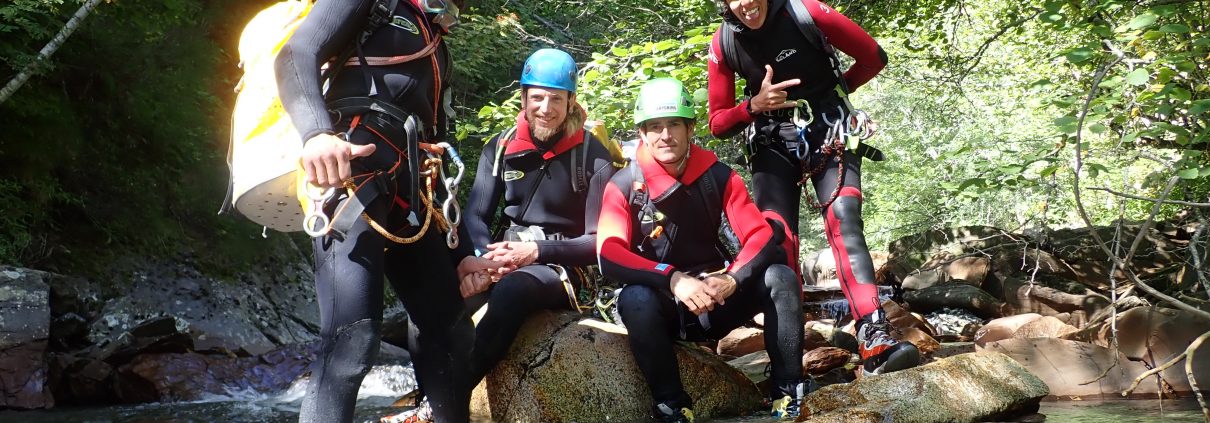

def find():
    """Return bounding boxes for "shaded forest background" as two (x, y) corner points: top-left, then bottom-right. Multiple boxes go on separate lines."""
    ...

(0, 0), (1206, 279)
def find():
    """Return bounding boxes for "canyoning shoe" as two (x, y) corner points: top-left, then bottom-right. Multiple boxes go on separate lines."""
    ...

(769, 381), (806, 419)
(857, 309), (921, 376)
(380, 398), (432, 423)
(652, 400), (695, 423)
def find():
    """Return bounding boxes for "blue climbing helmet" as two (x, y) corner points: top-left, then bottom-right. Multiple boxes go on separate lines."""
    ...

(520, 48), (577, 93)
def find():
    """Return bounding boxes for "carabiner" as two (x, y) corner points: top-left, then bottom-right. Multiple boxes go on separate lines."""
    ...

(302, 184), (335, 238)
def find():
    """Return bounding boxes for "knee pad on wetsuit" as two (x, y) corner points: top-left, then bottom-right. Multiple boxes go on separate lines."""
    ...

(763, 264), (799, 294)
(325, 319), (381, 380)
(828, 195), (864, 234)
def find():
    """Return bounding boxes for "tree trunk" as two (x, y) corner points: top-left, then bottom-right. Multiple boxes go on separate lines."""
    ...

(0, 0), (105, 105)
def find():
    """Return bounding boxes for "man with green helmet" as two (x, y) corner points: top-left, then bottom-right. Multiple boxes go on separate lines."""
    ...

(596, 77), (806, 421)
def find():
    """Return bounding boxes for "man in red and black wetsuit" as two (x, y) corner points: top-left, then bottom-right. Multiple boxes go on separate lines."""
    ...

(458, 48), (619, 406)
(598, 78), (804, 421)
(706, 0), (920, 375)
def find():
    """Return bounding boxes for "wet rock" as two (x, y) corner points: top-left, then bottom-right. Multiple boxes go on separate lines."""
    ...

(924, 307), (984, 340)
(717, 327), (764, 358)
(799, 352), (1049, 422)
(803, 347), (851, 376)
(904, 284), (1008, 319)
(46, 353), (116, 405)
(974, 314), (1044, 348)
(982, 338), (1161, 398)
(115, 342), (318, 402)
(0, 267), (53, 409)
(470, 311), (760, 422)
(1012, 315), (1077, 339)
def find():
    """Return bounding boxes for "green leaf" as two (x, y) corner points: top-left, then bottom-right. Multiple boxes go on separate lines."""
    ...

(1125, 69), (1150, 86)
(1040, 165), (1061, 177)
(957, 178), (986, 192)
(1064, 47), (1095, 63)
(1054, 116), (1079, 135)
(1190, 100), (1210, 116)
(1178, 168), (1199, 179)
(1089, 123), (1108, 134)
(1124, 13), (1159, 31)
(1159, 24), (1191, 33)
(1087, 163), (1109, 178)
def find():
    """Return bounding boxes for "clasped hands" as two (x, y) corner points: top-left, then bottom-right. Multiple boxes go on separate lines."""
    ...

(456, 241), (539, 298)
(671, 271), (737, 316)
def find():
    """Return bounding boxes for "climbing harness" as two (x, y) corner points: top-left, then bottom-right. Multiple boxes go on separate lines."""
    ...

(796, 106), (877, 211)
(303, 141), (465, 248)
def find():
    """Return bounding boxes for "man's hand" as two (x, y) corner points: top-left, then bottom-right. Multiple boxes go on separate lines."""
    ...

(483, 241), (539, 268)
(670, 271), (718, 315)
(301, 133), (377, 188)
(748, 65), (801, 114)
(702, 273), (737, 305)
(456, 256), (512, 298)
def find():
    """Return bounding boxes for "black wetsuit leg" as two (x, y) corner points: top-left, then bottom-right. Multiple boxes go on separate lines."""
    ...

(301, 127), (472, 423)
(618, 264), (803, 405)
(749, 144), (803, 238)
(467, 265), (577, 386)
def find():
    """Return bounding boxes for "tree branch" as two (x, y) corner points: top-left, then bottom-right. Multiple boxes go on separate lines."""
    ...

(0, 0), (105, 105)
(1088, 187), (1210, 207)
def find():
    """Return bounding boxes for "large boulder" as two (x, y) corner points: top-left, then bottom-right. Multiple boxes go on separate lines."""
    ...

(904, 284), (1009, 319)
(884, 226), (1011, 283)
(1041, 225), (1185, 290)
(798, 352), (1049, 422)
(1063, 306), (1210, 394)
(470, 311), (761, 422)
(0, 268), (54, 409)
(84, 258), (318, 356)
(982, 338), (1160, 398)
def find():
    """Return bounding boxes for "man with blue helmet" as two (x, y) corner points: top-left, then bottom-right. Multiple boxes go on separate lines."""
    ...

(456, 47), (620, 407)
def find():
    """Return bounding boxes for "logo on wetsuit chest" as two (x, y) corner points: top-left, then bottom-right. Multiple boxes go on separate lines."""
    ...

(503, 170), (525, 181)
(390, 16), (420, 34)
(776, 49), (797, 62)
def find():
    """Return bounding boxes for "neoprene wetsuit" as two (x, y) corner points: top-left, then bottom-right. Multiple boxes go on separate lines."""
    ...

(276, 1), (472, 422)
(707, 0), (888, 321)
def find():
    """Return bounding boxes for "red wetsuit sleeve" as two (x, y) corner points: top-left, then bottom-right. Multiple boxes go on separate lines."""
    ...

(722, 170), (784, 283)
(597, 181), (677, 289)
(806, 0), (885, 92)
(707, 31), (757, 140)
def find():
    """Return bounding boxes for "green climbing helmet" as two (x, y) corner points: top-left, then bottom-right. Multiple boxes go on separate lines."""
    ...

(632, 77), (696, 125)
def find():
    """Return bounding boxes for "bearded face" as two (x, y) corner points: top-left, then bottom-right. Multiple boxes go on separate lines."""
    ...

(523, 87), (571, 143)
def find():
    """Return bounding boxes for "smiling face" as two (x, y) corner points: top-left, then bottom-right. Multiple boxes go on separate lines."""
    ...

(727, 0), (769, 30)
(639, 117), (694, 170)
(523, 86), (571, 142)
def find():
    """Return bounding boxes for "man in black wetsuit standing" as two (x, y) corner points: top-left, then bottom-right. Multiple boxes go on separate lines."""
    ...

(276, 1), (495, 422)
